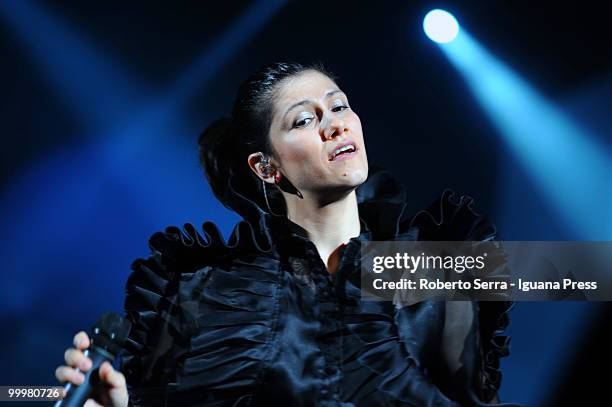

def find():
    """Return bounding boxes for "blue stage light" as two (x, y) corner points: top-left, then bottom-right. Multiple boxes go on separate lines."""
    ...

(437, 30), (611, 240)
(423, 9), (460, 43)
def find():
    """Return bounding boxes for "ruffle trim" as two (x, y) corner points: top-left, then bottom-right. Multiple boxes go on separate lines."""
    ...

(401, 188), (514, 403)
(122, 248), (182, 388)
(402, 188), (497, 241)
(147, 219), (275, 272)
(122, 217), (277, 391)
(478, 301), (514, 403)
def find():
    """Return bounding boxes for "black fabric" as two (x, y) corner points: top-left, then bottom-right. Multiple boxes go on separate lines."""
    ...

(119, 165), (520, 407)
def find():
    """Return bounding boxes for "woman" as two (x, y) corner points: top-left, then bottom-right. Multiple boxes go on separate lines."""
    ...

(55, 62), (518, 406)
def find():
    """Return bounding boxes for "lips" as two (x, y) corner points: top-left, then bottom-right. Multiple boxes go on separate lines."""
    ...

(329, 141), (358, 161)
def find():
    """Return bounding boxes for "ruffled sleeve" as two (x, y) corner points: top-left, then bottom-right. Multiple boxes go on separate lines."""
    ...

(119, 232), (186, 406)
(118, 222), (231, 404)
(119, 219), (276, 406)
(396, 189), (518, 406)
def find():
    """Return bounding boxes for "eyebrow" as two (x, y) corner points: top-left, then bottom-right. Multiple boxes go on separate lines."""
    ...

(282, 89), (345, 119)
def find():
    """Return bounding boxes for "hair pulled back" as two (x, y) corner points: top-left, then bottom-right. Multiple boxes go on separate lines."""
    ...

(198, 61), (335, 217)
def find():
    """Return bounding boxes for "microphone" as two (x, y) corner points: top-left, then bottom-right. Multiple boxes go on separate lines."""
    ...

(55, 312), (132, 407)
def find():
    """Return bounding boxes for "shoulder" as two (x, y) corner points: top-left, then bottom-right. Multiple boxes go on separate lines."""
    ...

(121, 219), (278, 386)
(124, 221), (233, 314)
(139, 221), (245, 272)
(125, 219), (279, 307)
(129, 218), (275, 279)
(398, 188), (497, 241)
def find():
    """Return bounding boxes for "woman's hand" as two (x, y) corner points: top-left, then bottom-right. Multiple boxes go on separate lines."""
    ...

(55, 331), (129, 407)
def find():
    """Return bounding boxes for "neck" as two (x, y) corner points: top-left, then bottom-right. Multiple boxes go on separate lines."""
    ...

(284, 189), (361, 273)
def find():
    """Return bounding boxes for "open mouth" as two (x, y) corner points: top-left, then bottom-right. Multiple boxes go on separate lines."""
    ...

(329, 142), (358, 161)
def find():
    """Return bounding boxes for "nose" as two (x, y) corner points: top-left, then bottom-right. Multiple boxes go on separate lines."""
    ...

(321, 116), (347, 141)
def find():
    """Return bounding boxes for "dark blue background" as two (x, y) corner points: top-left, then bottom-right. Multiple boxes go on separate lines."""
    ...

(1, 1), (610, 406)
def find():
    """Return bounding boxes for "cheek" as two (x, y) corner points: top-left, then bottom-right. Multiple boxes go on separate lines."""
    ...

(347, 113), (364, 139)
(276, 134), (322, 163)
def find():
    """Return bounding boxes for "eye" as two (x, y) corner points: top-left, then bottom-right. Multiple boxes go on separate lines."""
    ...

(331, 100), (349, 112)
(292, 114), (314, 129)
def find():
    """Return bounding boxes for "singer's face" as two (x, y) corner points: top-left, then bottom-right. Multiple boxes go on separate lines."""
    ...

(266, 70), (368, 199)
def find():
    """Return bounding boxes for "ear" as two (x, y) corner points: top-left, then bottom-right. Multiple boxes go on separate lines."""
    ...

(248, 152), (276, 184)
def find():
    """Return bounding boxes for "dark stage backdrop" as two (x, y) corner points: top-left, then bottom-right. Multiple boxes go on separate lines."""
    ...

(1, 1), (610, 406)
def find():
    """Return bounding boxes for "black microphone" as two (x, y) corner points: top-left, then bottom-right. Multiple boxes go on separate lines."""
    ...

(55, 312), (132, 407)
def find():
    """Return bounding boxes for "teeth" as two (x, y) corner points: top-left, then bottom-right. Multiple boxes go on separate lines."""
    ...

(333, 144), (355, 157)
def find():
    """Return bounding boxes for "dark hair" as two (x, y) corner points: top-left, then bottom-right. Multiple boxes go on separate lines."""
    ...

(198, 61), (337, 217)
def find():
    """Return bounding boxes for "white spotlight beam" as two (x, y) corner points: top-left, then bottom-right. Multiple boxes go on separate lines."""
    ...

(437, 31), (611, 239)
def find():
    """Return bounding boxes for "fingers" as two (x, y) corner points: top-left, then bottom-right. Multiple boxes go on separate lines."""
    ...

(64, 348), (92, 371)
(99, 361), (127, 389)
(73, 331), (90, 350)
(84, 399), (104, 407)
(55, 330), (92, 386)
(55, 365), (84, 385)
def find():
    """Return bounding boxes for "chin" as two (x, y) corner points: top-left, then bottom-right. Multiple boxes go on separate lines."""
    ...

(340, 166), (368, 186)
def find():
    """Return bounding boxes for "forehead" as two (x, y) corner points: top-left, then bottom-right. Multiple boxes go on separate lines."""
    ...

(273, 70), (339, 107)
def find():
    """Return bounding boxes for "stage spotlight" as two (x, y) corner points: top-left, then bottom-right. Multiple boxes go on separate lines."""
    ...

(423, 9), (459, 43)
(437, 30), (611, 239)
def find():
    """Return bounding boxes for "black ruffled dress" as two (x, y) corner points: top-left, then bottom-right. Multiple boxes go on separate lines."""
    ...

(119, 166), (520, 407)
